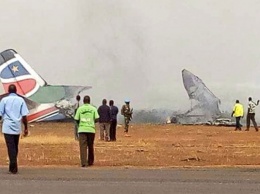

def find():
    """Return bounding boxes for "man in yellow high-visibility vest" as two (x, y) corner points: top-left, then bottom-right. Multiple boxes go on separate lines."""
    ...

(231, 100), (244, 131)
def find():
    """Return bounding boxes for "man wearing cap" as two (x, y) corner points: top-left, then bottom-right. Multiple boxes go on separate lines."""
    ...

(121, 99), (133, 136)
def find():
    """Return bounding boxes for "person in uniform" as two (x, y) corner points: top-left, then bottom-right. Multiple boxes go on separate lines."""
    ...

(121, 99), (133, 136)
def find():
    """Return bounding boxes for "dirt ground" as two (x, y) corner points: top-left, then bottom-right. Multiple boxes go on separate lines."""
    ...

(0, 122), (260, 167)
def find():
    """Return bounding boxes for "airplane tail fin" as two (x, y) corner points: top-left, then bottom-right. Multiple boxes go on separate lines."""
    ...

(0, 49), (47, 97)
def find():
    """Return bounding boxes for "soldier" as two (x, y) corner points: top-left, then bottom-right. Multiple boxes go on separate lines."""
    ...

(121, 99), (133, 137)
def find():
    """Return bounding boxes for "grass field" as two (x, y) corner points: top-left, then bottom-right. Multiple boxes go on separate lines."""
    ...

(0, 122), (260, 167)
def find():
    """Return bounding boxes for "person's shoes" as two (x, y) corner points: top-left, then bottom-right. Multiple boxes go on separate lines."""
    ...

(234, 128), (237, 131)
(9, 166), (18, 174)
(256, 129), (259, 132)
(8, 170), (18, 174)
(88, 162), (93, 167)
(245, 129), (249, 131)
(81, 165), (86, 168)
(124, 133), (131, 137)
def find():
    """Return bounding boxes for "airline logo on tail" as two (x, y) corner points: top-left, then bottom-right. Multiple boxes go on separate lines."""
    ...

(0, 52), (45, 97)
(0, 49), (92, 122)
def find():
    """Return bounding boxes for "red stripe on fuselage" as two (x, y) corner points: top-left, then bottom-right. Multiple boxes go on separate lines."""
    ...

(28, 107), (58, 122)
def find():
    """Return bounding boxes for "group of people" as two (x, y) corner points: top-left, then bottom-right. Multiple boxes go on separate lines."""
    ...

(2, 84), (259, 173)
(74, 97), (133, 140)
(74, 96), (133, 167)
(232, 97), (259, 131)
(97, 99), (118, 142)
(0, 84), (134, 173)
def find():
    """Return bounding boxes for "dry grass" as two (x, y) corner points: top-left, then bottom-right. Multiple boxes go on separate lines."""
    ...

(1, 122), (260, 167)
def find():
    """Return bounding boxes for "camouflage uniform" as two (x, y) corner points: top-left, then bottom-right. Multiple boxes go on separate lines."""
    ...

(121, 104), (132, 133)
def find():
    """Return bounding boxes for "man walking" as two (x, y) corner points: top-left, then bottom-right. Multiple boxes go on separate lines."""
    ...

(231, 100), (244, 131)
(121, 99), (133, 137)
(0, 84), (29, 174)
(74, 95), (99, 167)
(109, 100), (118, 141)
(73, 95), (81, 140)
(246, 97), (259, 131)
(98, 99), (111, 141)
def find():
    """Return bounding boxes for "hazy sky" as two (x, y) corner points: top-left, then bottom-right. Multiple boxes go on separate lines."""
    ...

(0, 0), (260, 112)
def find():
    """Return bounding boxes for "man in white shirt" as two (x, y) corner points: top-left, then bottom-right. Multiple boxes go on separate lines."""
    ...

(246, 97), (259, 132)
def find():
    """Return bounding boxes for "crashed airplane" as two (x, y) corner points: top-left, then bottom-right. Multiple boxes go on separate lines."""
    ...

(0, 49), (91, 122)
(172, 69), (222, 124)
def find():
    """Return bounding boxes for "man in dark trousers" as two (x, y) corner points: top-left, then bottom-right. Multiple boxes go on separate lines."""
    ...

(0, 84), (29, 174)
(73, 95), (81, 140)
(98, 99), (111, 141)
(74, 95), (99, 167)
(246, 97), (259, 131)
(109, 100), (118, 141)
(231, 100), (244, 131)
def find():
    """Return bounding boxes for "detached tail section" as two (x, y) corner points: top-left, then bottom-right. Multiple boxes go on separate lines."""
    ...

(0, 49), (91, 103)
(0, 49), (92, 122)
(0, 49), (46, 97)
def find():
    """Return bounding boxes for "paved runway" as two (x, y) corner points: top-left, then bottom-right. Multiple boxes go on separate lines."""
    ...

(0, 167), (260, 194)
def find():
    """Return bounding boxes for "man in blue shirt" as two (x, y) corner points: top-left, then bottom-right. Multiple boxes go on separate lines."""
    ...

(0, 84), (29, 174)
(109, 100), (118, 141)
